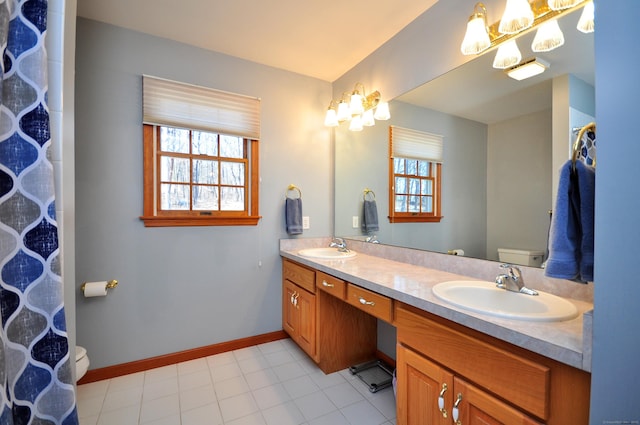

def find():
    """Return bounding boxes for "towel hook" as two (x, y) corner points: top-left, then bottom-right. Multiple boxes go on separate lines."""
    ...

(286, 184), (302, 199)
(363, 188), (376, 201)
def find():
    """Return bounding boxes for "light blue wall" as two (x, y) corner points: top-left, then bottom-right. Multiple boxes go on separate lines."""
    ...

(74, 18), (333, 368)
(590, 0), (640, 421)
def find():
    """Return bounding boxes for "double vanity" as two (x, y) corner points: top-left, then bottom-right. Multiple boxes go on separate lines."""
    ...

(280, 237), (593, 425)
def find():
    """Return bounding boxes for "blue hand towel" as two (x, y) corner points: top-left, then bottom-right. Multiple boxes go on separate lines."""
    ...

(285, 197), (303, 235)
(362, 199), (379, 233)
(545, 160), (595, 282)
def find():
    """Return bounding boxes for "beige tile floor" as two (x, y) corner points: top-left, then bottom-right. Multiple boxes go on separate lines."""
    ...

(77, 338), (396, 425)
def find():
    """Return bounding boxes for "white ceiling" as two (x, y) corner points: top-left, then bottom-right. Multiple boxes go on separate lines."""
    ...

(76, 0), (439, 82)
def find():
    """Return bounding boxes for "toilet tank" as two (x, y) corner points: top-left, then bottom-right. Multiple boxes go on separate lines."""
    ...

(497, 248), (544, 267)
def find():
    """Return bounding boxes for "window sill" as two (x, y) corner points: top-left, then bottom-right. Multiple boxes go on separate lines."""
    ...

(388, 215), (443, 223)
(140, 215), (261, 227)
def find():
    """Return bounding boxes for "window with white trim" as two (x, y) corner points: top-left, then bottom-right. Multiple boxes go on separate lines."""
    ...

(140, 75), (261, 227)
(389, 126), (443, 223)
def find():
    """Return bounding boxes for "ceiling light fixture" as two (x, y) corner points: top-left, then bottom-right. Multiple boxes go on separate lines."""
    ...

(324, 83), (390, 130)
(505, 57), (550, 80)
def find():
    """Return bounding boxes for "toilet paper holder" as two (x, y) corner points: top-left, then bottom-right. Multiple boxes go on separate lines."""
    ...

(81, 279), (118, 294)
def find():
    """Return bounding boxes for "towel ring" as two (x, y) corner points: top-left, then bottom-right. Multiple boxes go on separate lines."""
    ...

(571, 122), (596, 172)
(363, 188), (376, 201)
(286, 184), (302, 199)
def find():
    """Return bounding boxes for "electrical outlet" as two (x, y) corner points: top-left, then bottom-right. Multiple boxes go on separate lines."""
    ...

(352, 216), (359, 228)
(302, 216), (310, 229)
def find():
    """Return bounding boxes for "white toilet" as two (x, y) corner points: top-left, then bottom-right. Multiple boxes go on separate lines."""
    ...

(75, 346), (90, 382)
(497, 248), (544, 268)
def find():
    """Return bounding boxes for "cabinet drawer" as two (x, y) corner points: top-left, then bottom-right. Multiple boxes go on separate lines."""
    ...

(346, 283), (393, 322)
(316, 272), (346, 299)
(283, 259), (315, 293)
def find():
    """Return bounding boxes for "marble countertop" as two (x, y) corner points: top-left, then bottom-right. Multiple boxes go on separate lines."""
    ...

(280, 239), (593, 372)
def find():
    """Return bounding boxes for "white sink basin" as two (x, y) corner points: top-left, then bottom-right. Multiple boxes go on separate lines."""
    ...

(298, 247), (357, 259)
(432, 280), (578, 322)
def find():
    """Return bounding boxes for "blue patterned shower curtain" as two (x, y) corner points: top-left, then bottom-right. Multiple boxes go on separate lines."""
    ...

(0, 0), (78, 424)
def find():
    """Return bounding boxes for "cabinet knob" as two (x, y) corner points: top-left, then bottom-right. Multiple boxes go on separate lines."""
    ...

(438, 383), (448, 418)
(322, 280), (334, 288)
(452, 393), (463, 425)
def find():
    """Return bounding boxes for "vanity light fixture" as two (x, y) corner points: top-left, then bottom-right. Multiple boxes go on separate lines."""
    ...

(531, 19), (565, 52)
(324, 83), (390, 130)
(576, 0), (594, 33)
(460, 3), (491, 55)
(492, 39), (522, 69)
(460, 0), (592, 78)
(547, 0), (581, 10)
(498, 0), (534, 34)
(505, 57), (549, 80)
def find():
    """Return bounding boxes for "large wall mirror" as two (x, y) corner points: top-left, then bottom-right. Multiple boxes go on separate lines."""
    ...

(334, 7), (594, 266)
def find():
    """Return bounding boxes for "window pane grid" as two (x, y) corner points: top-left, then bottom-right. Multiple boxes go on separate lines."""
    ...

(393, 158), (436, 214)
(156, 126), (247, 213)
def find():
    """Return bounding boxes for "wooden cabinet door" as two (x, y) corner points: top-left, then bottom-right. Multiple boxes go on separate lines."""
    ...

(283, 280), (298, 337)
(453, 377), (543, 425)
(282, 279), (316, 358)
(397, 345), (452, 425)
(295, 286), (316, 357)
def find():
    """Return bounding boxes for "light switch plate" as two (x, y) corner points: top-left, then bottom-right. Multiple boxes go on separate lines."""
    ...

(352, 216), (359, 228)
(303, 216), (310, 229)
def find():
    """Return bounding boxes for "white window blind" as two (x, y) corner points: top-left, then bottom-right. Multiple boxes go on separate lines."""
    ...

(143, 75), (260, 140)
(391, 126), (443, 163)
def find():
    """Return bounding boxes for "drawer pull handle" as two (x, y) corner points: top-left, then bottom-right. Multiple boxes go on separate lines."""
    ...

(452, 393), (463, 425)
(438, 383), (448, 418)
(359, 297), (375, 306)
(322, 280), (334, 288)
(294, 293), (299, 308)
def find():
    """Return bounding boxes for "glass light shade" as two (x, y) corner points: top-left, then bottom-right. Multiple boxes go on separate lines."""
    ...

(336, 101), (351, 121)
(349, 114), (363, 131)
(460, 15), (490, 55)
(492, 39), (522, 69)
(350, 92), (364, 115)
(498, 0), (534, 34)
(577, 1), (594, 33)
(362, 109), (375, 127)
(532, 19), (565, 52)
(324, 109), (338, 127)
(547, 0), (581, 11)
(374, 101), (390, 120)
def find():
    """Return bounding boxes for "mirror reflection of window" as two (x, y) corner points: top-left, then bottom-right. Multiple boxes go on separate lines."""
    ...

(389, 126), (443, 223)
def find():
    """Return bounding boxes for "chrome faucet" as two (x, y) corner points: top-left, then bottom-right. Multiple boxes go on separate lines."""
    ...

(329, 237), (349, 252)
(365, 235), (379, 244)
(495, 263), (538, 296)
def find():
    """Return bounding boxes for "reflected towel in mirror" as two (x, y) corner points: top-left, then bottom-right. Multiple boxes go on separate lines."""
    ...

(362, 200), (379, 233)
